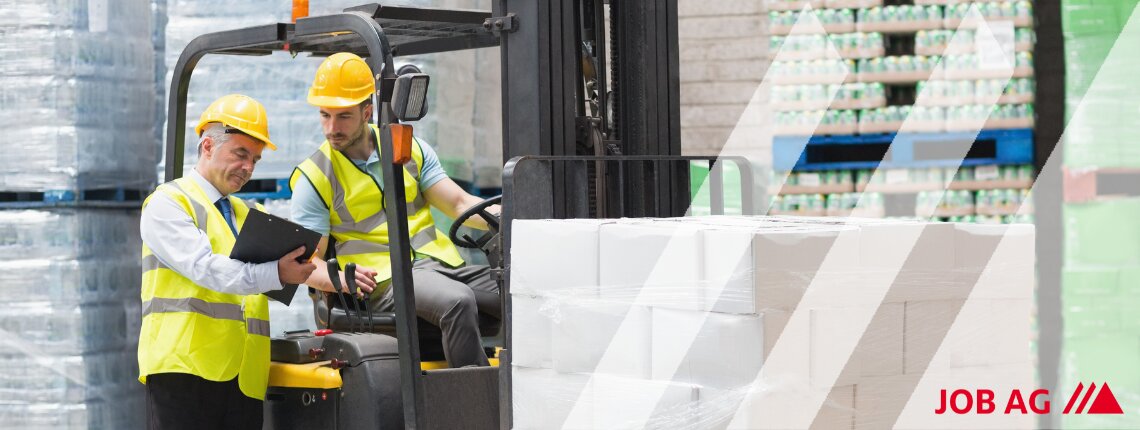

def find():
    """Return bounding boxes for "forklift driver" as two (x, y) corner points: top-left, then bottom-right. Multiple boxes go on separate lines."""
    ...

(290, 52), (502, 368)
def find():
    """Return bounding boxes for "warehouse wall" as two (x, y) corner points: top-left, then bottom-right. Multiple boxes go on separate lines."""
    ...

(677, 1), (772, 164)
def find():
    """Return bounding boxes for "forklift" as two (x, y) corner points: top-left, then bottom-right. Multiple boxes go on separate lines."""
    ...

(164, 2), (755, 428)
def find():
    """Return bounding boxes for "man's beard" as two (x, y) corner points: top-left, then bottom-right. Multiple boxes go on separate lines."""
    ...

(329, 124), (367, 150)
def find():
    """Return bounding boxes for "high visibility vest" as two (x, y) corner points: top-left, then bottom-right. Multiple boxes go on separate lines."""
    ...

(289, 124), (464, 285)
(137, 177), (272, 400)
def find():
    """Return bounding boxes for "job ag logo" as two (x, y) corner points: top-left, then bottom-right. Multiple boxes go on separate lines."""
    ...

(935, 382), (1124, 415)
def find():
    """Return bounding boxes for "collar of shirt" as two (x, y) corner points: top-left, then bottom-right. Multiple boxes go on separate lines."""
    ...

(187, 168), (226, 203)
(348, 149), (380, 167)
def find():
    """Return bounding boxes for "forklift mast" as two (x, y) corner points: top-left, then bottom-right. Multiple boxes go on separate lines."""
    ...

(496, 0), (688, 220)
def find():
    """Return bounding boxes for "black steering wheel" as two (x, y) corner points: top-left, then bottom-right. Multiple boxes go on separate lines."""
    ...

(448, 195), (502, 249)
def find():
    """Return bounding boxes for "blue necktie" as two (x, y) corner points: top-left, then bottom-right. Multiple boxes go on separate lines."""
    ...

(215, 198), (238, 236)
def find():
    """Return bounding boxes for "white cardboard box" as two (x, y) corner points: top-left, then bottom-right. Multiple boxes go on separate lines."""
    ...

(953, 223), (1035, 268)
(702, 226), (762, 314)
(853, 302), (905, 378)
(651, 308), (766, 389)
(510, 219), (609, 298)
(946, 299), (1034, 368)
(953, 223), (1035, 301)
(904, 300), (963, 374)
(730, 383), (856, 430)
(511, 366), (592, 430)
(510, 294), (553, 369)
(706, 224), (864, 314)
(853, 373), (923, 430)
(581, 374), (701, 429)
(551, 299), (653, 378)
(598, 222), (704, 311)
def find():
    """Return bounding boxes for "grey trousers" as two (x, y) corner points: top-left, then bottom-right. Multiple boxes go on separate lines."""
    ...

(375, 258), (501, 367)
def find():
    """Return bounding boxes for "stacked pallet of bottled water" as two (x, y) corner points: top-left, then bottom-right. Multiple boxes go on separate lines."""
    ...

(0, 0), (159, 427)
(0, 209), (145, 429)
(0, 0), (158, 193)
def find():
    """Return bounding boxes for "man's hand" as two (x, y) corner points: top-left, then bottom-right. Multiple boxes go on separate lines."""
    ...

(342, 264), (378, 296)
(278, 246), (317, 284)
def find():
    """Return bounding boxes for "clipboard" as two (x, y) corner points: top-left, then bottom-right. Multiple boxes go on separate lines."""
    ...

(230, 209), (321, 305)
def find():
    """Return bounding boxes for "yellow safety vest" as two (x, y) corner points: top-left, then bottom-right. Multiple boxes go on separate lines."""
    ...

(137, 177), (272, 400)
(289, 124), (464, 286)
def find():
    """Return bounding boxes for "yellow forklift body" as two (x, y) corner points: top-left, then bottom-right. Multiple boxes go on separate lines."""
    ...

(268, 361), (343, 389)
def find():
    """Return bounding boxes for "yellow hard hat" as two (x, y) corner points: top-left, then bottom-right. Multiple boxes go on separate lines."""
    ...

(195, 94), (276, 150)
(307, 52), (375, 108)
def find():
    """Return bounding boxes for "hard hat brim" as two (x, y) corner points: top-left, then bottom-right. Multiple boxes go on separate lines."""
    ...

(194, 121), (277, 151)
(307, 93), (370, 108)
(242, 131), (277, 151)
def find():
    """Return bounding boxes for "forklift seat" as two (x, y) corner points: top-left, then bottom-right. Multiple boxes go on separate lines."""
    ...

(311, 291), (501, 362)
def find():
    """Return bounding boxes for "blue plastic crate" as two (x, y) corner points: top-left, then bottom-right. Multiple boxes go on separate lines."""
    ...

(234, 178), (292, 200)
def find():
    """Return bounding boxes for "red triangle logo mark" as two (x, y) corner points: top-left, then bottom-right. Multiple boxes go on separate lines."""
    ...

(1087, 383), (1125, 414)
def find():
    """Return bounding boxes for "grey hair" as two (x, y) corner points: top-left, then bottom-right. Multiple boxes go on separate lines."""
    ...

(197, 123), (231, 156)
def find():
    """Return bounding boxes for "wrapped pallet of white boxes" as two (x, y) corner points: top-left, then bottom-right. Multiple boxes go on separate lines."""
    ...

(510, 215), (1035, 430)
(0, 209), (145, 429)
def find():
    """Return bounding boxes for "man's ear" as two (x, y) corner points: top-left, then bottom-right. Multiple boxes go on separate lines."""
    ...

(200, 136), (214, 159)
(363, 103), (374, 120)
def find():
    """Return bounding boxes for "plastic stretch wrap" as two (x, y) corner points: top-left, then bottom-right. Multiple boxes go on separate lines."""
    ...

(0, 209), (139, 260)
(510, 215), (1036, 429)
(0, 350), (138, 403)
(0, 0), (158, 192)
(0, 208), (143, 429)
(0, 395), (145, 430)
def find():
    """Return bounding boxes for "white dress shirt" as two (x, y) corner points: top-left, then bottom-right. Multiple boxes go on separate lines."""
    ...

(140, 169), (282, 296)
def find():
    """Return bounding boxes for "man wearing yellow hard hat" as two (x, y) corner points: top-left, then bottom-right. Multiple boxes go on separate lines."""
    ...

(290, 53), (501, 368)
(137, 94), (317, 429)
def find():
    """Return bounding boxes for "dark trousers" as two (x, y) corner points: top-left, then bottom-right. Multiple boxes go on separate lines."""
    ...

(145, 372), (262, 430)
(376, 258), (501, 367)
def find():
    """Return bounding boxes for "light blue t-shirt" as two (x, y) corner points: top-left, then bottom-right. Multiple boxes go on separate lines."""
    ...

(291, 137), (448, 235)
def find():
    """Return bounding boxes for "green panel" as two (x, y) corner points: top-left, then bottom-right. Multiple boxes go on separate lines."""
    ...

(688, 161), (744, 216)
(1118, 267), (1140, 296)
(1061, 335), (1140, 428)
(1062, 294), (1123, 337)
(1063, 267), (1120, 297)
(1063, 1), (1122, 36)
(1117, 0), (1140, 28)
(1064, 200), (1140, 266)
(1063, 34), (1117, 70)
(1062, 0), (1140, 167)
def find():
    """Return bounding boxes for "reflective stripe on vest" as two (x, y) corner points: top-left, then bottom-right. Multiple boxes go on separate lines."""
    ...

(138, 177), (272, 400)
(288, 125), (464, 284)
(143, 297), (244, 321)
